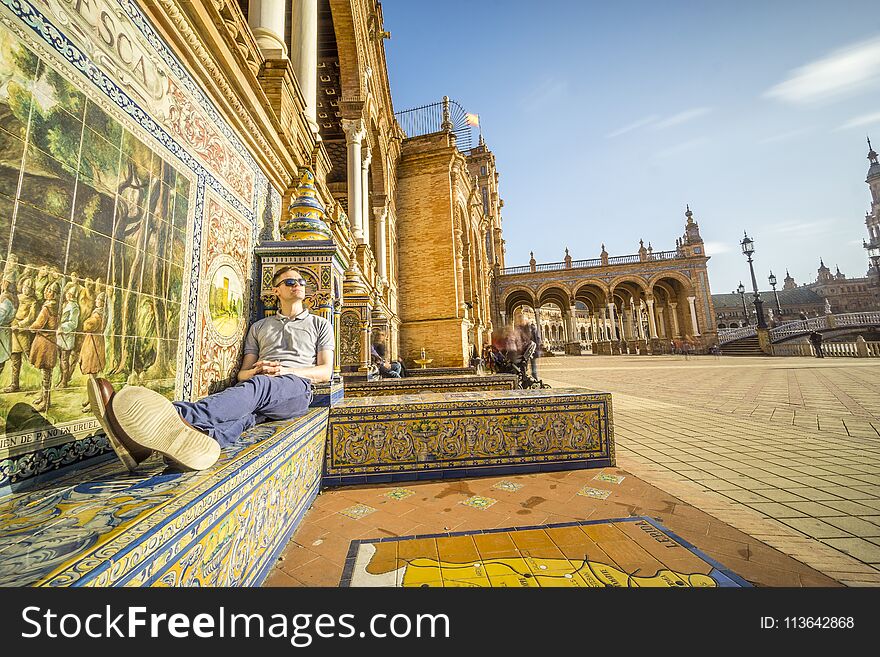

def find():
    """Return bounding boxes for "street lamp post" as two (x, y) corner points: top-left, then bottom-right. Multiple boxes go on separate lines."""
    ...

(740, 232), (767, 329)
(737, 282), (747, 325)
(768, 271), (781, 313)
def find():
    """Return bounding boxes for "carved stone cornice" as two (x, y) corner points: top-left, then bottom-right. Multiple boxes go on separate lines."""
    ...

(150, 0), (299, 188)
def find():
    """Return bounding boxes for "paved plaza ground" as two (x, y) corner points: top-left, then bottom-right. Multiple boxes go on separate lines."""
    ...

(267, 355), (880, 587)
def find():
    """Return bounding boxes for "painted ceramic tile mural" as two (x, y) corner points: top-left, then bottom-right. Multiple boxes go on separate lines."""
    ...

(0, 31), (187, 454)
(0, 0), (280, 488)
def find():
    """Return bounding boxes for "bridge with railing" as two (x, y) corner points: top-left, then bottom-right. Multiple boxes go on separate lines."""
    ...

(718, 312), (880, 346)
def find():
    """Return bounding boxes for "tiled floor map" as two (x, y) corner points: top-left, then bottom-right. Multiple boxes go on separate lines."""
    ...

(341, 517), (750, 587)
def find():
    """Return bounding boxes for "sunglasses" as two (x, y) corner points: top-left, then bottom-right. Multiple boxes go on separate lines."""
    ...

(276, 278), (307, 288)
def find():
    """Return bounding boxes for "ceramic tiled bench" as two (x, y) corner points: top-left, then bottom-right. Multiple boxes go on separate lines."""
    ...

(343, 374), (519, 398)
(0, 408), (328, 587)
(405, 366), (478, 377)
(323, 388), (614, 487)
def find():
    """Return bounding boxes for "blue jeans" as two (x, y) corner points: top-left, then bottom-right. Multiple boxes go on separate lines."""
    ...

(173, 374), (313, 447)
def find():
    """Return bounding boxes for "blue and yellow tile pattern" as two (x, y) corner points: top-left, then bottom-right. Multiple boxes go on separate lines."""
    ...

(324, 388), (614, 486)
(0, 409), (327, 587)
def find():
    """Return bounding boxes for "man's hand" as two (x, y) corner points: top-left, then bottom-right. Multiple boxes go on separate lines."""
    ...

(237, 353), (282, 381)
(252, 360), (282, 376)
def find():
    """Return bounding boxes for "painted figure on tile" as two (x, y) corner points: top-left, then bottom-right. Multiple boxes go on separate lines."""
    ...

(0, 280), (18, 379)
(32, 265), (50, 303)
(4, 276), (37, 393)
(368, 424), (390, 460)
(79, 292), (107, 413)
(57, 287), (81, 388)
(29, 282), (60, 412)
(2, 254), (20, 287)
(463, 420), (481, 455)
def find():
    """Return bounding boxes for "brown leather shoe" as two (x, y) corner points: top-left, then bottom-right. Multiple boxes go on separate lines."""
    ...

(87, 376), (153, 471)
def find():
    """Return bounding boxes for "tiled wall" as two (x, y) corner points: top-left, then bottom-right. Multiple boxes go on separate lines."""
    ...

(0, 0), (279, 489)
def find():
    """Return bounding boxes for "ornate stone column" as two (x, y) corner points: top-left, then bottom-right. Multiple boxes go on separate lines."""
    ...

(687, 295), (701, 336)
(290, 0), (318, 135)
(361, 147), (372, 248)
(454, 226), (465, 315)
(657, 306), (666, 338)
(617, 308), (625, 342)
(669, 301), (681, 337)
(636, 302), (647, 340)
(624, 302), (634, 340)
(360, 319), (371, 371)
(646, 298), (658, 339)
(607, 302), (616, 341)
(248, 0), (288, 59)
(374, 205), (388, 284)
(533, 305), (543, 342)
(342, 119), (366, 241)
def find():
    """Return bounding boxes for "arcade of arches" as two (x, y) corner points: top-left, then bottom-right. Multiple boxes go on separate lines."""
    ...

(495, 210), (717, 355)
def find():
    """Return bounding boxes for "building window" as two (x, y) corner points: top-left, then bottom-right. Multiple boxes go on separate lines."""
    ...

(480, 166), (487, 176)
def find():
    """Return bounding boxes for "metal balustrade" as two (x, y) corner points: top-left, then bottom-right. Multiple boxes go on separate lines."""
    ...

(718, 326), (757, 344)
(771, 340), (880, 358)
(769, 317), (828, 340)
(500, 250), (684, 275)
(833, 311), (880, 327)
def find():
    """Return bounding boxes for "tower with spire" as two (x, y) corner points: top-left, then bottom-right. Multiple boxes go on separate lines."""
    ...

(783, 270), (796, 290)
(676, 205), (705, 257)
(816, 259), (833, 283)
(865, 136), (880, 276)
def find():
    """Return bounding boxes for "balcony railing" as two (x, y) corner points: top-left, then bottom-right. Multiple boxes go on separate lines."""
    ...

(501, 249), (683, 275)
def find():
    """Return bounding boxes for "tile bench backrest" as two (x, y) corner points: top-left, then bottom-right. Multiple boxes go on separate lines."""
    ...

(343, 374), (519, 398)
(324, 388), (615, 486)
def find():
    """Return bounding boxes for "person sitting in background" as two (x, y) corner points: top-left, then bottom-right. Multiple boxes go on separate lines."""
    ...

(371, 329), (403, 378)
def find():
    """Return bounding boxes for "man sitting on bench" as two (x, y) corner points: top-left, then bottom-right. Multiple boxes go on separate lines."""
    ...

(88, 265), (334, 472)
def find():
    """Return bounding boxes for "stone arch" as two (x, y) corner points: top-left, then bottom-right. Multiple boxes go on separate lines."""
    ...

(573, 279), (610, 299)
(536, 283), (572, 308)
(648, 270), (694, 296)
(502, 287), (537, 319)
(609, 275), (649, 298)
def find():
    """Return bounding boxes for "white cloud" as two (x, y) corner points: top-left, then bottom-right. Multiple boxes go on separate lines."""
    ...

(764, 35), (880, 104)
(606, 115), (659, 138)
(835, 111), (880, 131)
(654, 107), (712, 129)
(702, 241), (732, 255)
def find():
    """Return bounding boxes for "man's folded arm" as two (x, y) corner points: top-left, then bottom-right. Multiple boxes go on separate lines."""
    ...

(284, 349), (334, 383)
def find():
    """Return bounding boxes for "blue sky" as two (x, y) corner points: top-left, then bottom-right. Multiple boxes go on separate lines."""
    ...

(380, 0), (880, 294)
